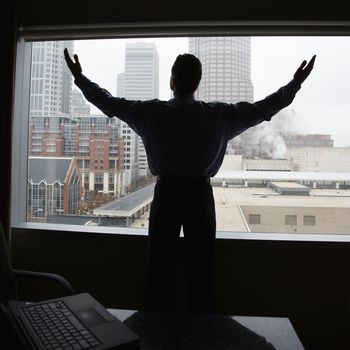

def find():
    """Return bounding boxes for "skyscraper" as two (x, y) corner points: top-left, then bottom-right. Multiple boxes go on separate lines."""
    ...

(116, 72), (125, 97)
(121, 43), (159, 181)
(189, 37), (253, 103)
(61, 41), (74, 114)
(189, 37), (255, 156)
(30, 41), (73, 117)
(71, 89), (91, 115)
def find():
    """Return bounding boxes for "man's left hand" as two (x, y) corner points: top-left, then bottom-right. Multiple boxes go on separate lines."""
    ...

(293, 55), (316, 85)
(64, 48), (82, 79)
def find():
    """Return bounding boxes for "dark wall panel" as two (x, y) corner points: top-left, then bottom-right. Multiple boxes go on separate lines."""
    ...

(11, 228), (350, 315)
(11, 228), (350, 348)
(17, 0), (350, 28)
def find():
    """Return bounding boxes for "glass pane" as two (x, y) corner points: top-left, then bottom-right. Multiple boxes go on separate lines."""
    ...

(26, 37), (350, 235)
(249, 214), (261, 225)
(285, 215), (297, 226)
(304, 215), (316, 226)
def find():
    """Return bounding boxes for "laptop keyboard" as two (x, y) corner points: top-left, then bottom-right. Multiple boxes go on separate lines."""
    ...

(21, 301), (100, 350)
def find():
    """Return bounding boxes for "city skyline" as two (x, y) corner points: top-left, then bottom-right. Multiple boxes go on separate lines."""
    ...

(27, 41), (160, 219)
(74, 36), (350, 147)
(26, 39), (350, 232)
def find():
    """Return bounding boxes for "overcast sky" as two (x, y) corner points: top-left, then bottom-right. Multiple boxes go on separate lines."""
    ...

(73, 37), (350, 147)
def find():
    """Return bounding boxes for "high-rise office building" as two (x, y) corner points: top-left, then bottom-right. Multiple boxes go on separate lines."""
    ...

(189, 37), (255, 156)
(116, 72), (125, 97)
(30, 41), (73, 117)
(189, 37), (253, 103)
(61, 41), (74, 113)
(71, 89), (91, 115)
(121, 43), (159, 180)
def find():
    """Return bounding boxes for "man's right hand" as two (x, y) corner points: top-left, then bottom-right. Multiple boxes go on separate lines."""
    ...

(293, 55), (316, 85)
(64, 48), (82, 79)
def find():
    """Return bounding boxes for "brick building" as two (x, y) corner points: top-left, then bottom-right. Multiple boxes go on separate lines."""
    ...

(28, 115), (126, 199)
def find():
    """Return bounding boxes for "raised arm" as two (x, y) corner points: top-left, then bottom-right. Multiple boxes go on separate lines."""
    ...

(64, 48), (116, 117)
(256, 55), (316, 118)
(225, 55), (316, 140)
(64, 48), (146, 135)
(254, 55), (316, 120)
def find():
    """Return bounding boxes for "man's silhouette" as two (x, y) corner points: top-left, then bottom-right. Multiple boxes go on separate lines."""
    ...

(65, 48), (315, 313)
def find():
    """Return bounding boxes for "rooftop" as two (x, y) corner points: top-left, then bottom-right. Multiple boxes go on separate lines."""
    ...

(215, 170), (350, 182)
(215, 187), (350, 208)
(94, 183), (155, 217)
(129, 186), (350, 231)
(28, 157), (73, 183)
(269, 181), (311, 196)
(269, 182), (309, 189)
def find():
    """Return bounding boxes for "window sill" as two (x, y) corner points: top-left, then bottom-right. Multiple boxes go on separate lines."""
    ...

(12, 222), (350, 242)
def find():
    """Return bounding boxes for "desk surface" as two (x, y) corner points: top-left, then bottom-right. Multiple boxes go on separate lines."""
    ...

(0, 304), (304, 350)
(108, 309), (304, 350)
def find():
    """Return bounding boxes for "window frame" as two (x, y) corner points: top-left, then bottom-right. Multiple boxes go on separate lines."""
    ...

(11, 21), (350, 241)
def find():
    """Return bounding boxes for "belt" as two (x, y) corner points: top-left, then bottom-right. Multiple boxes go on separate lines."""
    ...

(157, 176), (210, 184)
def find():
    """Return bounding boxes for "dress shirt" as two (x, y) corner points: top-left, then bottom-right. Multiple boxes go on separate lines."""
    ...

(75, 75), (301, 177)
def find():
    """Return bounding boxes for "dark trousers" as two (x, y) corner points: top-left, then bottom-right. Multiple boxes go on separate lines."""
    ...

(145, 177), (216, 313)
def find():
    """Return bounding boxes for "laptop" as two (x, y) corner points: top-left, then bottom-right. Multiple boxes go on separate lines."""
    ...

(1, 292), (139, 350)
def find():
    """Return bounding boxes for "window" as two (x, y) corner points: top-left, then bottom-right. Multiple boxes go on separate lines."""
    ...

(249, 214), (261, 225)
(285, 215), (297, 226)
(11, 33), (350, 237)
(304, 215), (316, 226)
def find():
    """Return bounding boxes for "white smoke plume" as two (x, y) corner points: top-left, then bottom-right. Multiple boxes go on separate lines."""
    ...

(228, 108), (301, 159)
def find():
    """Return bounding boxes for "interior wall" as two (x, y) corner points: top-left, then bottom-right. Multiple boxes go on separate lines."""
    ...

(10, 228), (350, 348)
(7, 1), (350, 348)
(11, 228), (350, 314)
(0, 0), (16, 241)
(17, 0), (350, 27)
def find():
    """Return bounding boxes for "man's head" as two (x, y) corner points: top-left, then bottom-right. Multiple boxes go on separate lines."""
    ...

(170, 54), (202, 96)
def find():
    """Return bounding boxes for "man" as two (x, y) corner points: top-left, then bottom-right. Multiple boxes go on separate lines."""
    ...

(64, 48), (315, 313)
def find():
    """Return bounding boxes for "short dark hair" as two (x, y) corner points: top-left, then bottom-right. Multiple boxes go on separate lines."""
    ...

(171, 54), (202, 95)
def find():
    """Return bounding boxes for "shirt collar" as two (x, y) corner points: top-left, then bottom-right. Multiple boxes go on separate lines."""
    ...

(169, 95), (196, 104)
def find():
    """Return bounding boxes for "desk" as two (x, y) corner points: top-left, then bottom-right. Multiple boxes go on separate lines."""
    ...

(1, 303), (304, 349)
(108, 309), (305, 350)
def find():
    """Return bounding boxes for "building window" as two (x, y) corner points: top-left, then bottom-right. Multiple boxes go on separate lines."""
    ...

(304, 215), (316, 226)
(94, 173), (103, 184)
(249, 214), (261, 225)
(285, 215), (297, 226)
